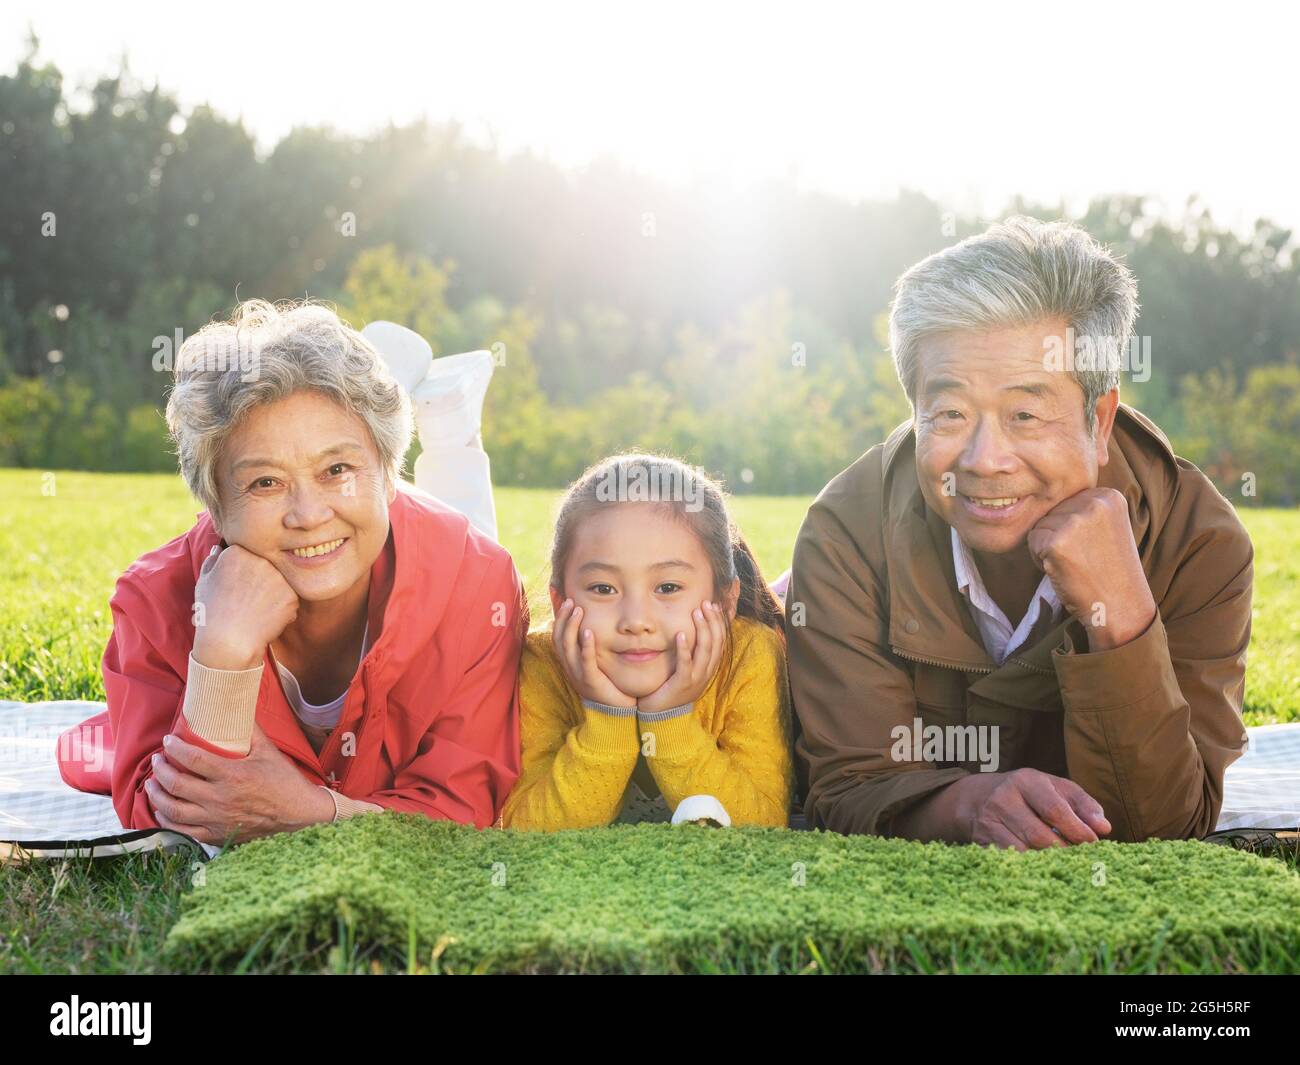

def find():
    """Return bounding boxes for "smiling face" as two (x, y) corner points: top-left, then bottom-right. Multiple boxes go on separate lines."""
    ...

(912, 318), (1120, 557)
(550, 503), (738, 700)
(212, 390), (396, 603)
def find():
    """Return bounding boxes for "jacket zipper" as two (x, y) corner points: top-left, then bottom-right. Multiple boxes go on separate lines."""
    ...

(320, 650), (383, 788)
(891, 645), (1055, 676)
(1006, 655), (1055, 676)
(892, 645), (994, 674)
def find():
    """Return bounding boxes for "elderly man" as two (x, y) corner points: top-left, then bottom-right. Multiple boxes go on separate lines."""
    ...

(787, 216), (1253, 848)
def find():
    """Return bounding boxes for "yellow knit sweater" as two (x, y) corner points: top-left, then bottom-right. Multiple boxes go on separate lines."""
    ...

(501, 614), (794, 831)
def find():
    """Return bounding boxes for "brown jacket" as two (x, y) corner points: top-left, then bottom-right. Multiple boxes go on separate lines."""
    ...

(787, 404), (1253, 842)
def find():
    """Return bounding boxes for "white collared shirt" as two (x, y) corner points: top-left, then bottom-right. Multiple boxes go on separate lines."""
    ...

(950, 527), (1064, 664)
(270, 621), (369, 729)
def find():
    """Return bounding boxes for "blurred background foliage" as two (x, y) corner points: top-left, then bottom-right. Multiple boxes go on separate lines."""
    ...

(2, 38), (1298, 502)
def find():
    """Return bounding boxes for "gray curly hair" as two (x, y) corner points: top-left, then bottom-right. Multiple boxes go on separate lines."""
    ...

(164, 299), (413, 523)
(888, 216), (1139, 429)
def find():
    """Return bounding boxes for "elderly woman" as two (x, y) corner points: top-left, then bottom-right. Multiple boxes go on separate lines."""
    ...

(57, 299), (526, 846)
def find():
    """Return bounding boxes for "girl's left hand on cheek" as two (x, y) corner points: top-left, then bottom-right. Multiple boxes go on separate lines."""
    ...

(638, 600), (727, 714)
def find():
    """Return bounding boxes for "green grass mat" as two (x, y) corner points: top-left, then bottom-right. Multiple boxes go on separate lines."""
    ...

(163, 814), (1300, 974)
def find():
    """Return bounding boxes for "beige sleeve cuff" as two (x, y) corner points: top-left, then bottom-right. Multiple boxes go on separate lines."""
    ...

(181, 651), (264, 755)
(320, 787), (387, 821)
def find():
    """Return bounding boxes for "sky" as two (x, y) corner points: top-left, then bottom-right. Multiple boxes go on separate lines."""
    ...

(4, 0), (1298, 234)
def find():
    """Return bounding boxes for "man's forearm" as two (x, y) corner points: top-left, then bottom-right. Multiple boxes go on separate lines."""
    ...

(890, 773), (994, 842)
(1056, 612), (1229, 840)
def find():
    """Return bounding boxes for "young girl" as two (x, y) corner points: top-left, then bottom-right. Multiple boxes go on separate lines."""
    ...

(501, 452), (794, 830)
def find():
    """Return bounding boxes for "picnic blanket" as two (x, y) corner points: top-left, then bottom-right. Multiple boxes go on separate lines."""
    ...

(3, 699), (1297, 861)
(0, 701), (220, 862)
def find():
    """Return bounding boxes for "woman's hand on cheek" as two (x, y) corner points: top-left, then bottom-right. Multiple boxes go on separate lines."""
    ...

(552, 598), (637, 708)
(147, 723), (335, 845)
(192, 544), (300, 671)
(638, 600), (727, 715)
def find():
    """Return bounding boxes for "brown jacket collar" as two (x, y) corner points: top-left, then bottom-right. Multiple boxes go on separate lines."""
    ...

(880, 404), (1181, 688)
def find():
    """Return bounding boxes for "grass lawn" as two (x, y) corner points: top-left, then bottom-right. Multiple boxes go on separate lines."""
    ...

(1, 467), (1297, 974)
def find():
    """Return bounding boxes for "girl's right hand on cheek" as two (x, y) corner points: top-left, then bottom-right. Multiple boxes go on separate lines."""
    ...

(552, 599), (637, 709)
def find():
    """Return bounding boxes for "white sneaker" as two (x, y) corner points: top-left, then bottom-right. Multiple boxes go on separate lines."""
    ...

(410, 349), (495, 450)
(361, 321), (433, 395)
(362, 321), (499, 541)
(361, 321), (494, 450)
(671, 794), (732, 827)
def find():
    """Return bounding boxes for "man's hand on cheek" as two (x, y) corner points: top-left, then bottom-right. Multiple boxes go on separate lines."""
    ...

(1026, 486), (1156, 651)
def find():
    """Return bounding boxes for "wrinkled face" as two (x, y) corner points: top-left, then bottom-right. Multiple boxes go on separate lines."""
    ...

(213, 390), (395, 602)
(550, 504), (737, 700)
(912, 318), (1118, 556)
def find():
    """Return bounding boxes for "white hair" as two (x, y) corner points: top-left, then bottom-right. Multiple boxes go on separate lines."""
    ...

(164, 299), (413, 522)
(888, 216), (1139, 428)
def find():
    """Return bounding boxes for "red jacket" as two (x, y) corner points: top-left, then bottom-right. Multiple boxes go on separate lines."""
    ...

(58, 481), (526, 831)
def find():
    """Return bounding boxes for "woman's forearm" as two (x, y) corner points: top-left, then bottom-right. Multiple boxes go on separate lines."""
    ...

(179, 651), (264, 755)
